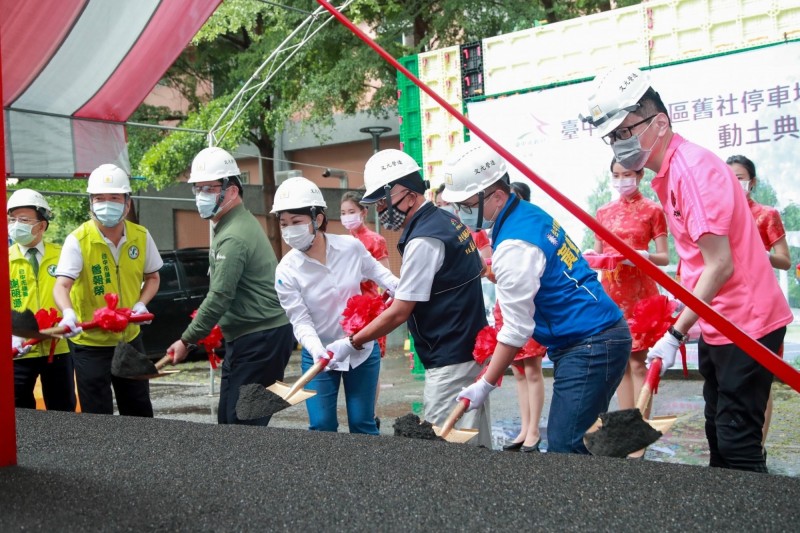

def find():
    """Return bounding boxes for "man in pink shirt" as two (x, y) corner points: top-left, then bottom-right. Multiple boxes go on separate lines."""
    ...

(582, 66), (792, 473)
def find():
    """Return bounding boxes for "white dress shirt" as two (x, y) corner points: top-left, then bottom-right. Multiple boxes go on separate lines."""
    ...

(275, 233), (399, 369)
(493, 238), (547, 348)
(393, 237), (445, 302)
(55, 225), (163, 279)
(17, 241), (46, 265)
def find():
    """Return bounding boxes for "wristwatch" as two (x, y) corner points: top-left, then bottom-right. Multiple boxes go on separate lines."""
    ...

(668, 326), (687, 345)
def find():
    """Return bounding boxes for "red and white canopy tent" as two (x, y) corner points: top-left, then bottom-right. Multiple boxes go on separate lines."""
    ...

(0, 0), (222, 466)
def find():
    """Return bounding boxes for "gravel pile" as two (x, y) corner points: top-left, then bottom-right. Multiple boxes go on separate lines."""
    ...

(2, 409), (799, 531)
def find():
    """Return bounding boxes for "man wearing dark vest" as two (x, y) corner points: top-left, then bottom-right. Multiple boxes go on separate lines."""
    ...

(325, 149), (490, 447)
(444, 140), (631, 454)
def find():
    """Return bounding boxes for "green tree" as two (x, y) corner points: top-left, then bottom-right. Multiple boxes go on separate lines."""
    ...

(136, 0), (639, 252)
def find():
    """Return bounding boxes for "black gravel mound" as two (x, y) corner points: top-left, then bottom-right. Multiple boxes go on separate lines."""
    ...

(111, 341), (157, 378)
(236, 383), (291, 420)
(585, 408), (663, 458)
(3, 409), (799, 531)
(393, 412), (443, 441)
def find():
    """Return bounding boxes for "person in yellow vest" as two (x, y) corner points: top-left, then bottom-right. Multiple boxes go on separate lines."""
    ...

(53, 164), (163, 416)
(8, 189), (75, 411)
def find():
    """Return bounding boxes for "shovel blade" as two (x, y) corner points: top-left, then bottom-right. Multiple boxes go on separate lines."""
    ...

(647, 415), (677, 434)
(583, 408), (663, 458)
(129, 370), (181, 381)
(267, 381), (317, 406)
(432, 425), (479, 444)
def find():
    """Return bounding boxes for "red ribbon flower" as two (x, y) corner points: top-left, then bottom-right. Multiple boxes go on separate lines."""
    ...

(191, 309), (224, 369)
(472, 325), (504, 386)
(340, 294), (387, 335)
(628, 295), (679, 350)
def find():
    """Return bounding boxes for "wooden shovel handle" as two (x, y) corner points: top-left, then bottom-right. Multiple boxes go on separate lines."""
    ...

(38, 312), (156, 336)
(285, 357), (330, 400)
(155, 355), (173, 371)
(438, 398), (470, 439)
(635, 358), (662, 413)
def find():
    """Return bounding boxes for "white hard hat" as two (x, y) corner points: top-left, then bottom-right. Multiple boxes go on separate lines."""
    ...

(271, 177), (327, 214)
(580, 65), (651, 137)
(7, 189), (53, 220)
(440, 141), (508, 203)
(189, 147), (241, 183)
(362, 149), (421, 203)
(87, 164), (132, 194)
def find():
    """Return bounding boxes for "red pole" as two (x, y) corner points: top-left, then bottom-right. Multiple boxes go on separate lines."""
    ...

(0, 33), (18, 466)
(315, 0), (800, 393)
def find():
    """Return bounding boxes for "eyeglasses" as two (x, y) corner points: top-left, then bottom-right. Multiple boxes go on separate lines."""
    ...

(602, 115), (658, 145)
(376, 188), (411, 207)
(7, 216), (39, 225)
(456, 190), (498, 215)
(191, 184), (223, 195)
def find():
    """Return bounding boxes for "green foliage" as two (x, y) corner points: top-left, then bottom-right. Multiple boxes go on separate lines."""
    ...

(580, 173), (611, 250)
(137, 0), (634, 189)
(751, 179), (778, 207)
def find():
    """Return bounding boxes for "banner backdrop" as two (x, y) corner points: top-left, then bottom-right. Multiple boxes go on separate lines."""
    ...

(466, 42), (800, 246)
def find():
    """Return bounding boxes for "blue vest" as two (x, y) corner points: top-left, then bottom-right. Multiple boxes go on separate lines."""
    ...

(492, 197), (622, 349)
(398, 203), (487, 369)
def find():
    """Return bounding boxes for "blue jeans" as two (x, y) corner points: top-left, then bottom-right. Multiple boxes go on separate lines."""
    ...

(546, 318), (631, 454)
(301, 343), (381, 435)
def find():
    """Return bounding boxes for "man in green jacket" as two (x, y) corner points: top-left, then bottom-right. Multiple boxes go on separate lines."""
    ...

(168, 147), (292, 426)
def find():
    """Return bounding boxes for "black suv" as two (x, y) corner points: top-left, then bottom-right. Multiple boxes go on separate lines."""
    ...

(141, 248), (213, 357)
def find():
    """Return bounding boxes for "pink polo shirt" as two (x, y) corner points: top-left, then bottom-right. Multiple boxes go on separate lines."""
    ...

(650, 133), (792, 345)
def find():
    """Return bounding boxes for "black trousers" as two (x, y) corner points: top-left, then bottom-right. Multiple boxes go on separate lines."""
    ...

(14, 353), (76, 412)
(218, 323), (294, 426)
(698, 326), (785, 473)
(69, 335), (153, 417)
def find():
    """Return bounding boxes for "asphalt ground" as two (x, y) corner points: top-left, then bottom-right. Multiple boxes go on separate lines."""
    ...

(150, 347), (800, 477)
(4, 408), (800, 532)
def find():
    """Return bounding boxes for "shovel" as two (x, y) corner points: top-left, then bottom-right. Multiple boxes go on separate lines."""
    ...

(583, 358), (677, 457)
(432, 398), (480, 444)
(236, 357), (330, 421)
(111, 342), (180, 380)
(11, 310), (62, 340)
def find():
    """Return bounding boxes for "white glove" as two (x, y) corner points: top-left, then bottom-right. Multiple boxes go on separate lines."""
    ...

(12, 335), (31, 356)
(324, 337), (374, 371)
(58, 308), (83, 339)
(646, 332), (681, 377)
(621, 249), (649, 266)
(456, 377), (497, 412)
(310, 347), (332, 365)
(131, 301), (152, 325)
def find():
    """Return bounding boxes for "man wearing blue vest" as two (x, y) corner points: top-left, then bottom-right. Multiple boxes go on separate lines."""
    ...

(444, 140), (631, 454)
(325, 149), (491, 447)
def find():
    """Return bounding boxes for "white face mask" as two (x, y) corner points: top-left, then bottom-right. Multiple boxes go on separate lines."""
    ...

(340, 213), (362, 230)
(196, 191), (220, 219)
(612, 177), (639, 197)
(8, 221), (37, 245)
(92, 201), (126, 227)
(281, 223), (315, 251)
(739, 180), (751, 193)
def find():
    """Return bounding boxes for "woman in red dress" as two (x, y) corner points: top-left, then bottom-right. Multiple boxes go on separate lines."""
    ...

(727, 155), (790, 456)
(594, 161), (669, 455)
(340, 191), (390, 354)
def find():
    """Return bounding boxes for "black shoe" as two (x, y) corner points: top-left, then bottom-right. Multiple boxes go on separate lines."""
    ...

(502, 441), (524, 451)
(375, 417), (380, 431)
(520, 439), (542, 453)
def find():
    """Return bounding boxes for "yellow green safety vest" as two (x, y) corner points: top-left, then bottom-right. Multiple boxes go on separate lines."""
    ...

(9, 242), (70, 359)
(70, 220), (147, 347)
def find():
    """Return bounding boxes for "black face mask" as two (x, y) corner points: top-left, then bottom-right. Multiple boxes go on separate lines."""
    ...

(378, 191), (411, 231)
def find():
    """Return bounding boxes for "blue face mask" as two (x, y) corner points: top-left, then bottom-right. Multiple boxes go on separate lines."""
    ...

(8, 221), (37, 245)
(92, 201), (126, 228)
(195, 192), (220, 219)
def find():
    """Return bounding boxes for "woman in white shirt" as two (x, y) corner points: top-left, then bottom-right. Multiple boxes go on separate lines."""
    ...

(273, 177), (398, 434)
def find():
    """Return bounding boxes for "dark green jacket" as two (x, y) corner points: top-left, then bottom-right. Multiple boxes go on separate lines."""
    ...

(182, 204), (288, 342)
